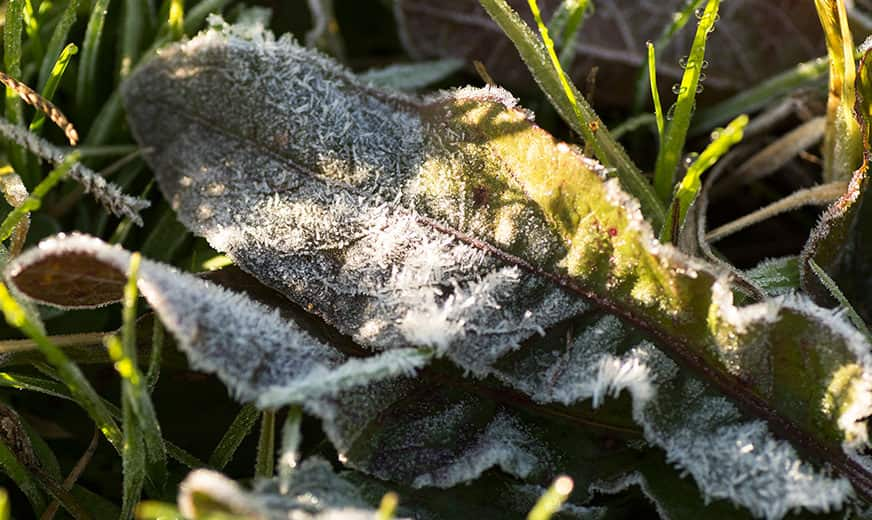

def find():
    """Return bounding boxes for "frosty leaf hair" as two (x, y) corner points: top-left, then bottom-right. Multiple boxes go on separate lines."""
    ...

(110, 19), (872, 516)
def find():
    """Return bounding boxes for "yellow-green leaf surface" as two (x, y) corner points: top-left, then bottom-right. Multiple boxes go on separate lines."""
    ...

(119, 23), (872, 500)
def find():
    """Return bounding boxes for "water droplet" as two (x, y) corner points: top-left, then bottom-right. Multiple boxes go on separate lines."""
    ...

(710, 128), (724, 140)
(672, 84), (688, 95)
(701, 60), (709, 70)
(696, 83), (704, 94)
(694, 7), (705, 19)
(683, 152), (700, 168)
(666, 103), (677, 120)
(679, 56), (688, 69)
(699, 72), (707, 82)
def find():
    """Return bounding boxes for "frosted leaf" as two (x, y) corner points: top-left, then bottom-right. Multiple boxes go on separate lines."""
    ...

(5, 234), (425, 405)
(121, 22), (872, 513)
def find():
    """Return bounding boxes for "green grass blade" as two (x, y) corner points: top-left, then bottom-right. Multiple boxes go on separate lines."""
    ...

(808, 259), (872, 340)
(113, 336), (146, 520)
(30, 43), (78, 135)
(85, 0), (232, 146)
(0, 283), (123, 450)
(23, 0), (43, 66)
(278, 406), (302, 494)
(647, 42), (665, 139)
(376, 492), (399, 520)
(4, 0), (30, 182)
(547, 0), (591, 67)
(208, 403), (260, 470)
(167, 0), (185, 40)
(116, 254), (168, 492)
(0, 369), (207, 470)
(135, 501), (183, 519)
(76, 0), (112, 116)
(653, 0), (721, 203)
(659, 114), (748, 243)
(0, 488), (9, 520)
(632, 0), (706, 114)
(120, 0), (149, 79)
(0, 440), (45, 516)
(146, 319), (164, 391)
(479, 0), (666, 229)
(527, 475), (573, 520)
(0, 151), (78, 243)
(38, 0), (79, 90)
(815, 0), (863, 182)
(691, 56), (829, 134)
(255, 410), (276, 478)
(0, 370), (72, 399)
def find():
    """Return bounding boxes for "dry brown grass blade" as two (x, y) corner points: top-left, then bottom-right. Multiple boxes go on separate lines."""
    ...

(0, 71), (79, 146)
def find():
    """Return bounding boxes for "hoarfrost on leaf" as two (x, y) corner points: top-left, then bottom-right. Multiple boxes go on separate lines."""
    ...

(109, 19), (872, 516)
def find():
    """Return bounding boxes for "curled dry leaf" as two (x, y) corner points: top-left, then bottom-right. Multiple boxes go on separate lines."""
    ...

(395, 0), (824, 104)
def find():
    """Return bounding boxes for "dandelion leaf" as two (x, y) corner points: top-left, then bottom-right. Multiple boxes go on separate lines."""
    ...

(116, 22), (872, 514)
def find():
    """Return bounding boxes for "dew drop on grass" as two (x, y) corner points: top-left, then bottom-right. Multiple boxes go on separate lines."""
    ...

(666, 103), (677, 120)
(683, 152), (700, 169)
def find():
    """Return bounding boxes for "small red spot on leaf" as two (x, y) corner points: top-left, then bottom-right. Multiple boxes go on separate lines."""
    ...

(608, 227), (618, 237)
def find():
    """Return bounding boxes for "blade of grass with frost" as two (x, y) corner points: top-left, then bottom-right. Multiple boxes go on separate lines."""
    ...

(816, 0), (863, 183)
(278, 406), (302, 494)
(653, 0), (721, 203)
(632, 0), (705, 115)
(0, 440), (45, 515)
(120, 253), (168, 492)
(39, 0), (78, 89)
(76, 0), (111, 115)
(809, 259), (872, 340)
(660, 114), (748, 243)
(85, 0), (232, 146)
(255, 410), (276, 478)
(647, 42), (665, 139)
(547, 0), (591, 68)
(0, 152), (79, 243)
(209, 403), (260, 470)
(480, 0), (665, 229)
(31, 43), (78, 135)
(0, 284), (123, 451)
